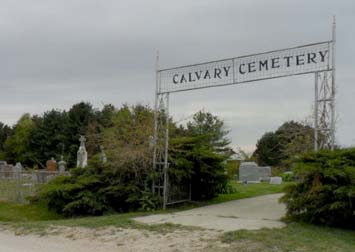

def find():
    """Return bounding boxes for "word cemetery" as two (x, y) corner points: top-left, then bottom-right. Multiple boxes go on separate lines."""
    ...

(238, 50), (328, 74)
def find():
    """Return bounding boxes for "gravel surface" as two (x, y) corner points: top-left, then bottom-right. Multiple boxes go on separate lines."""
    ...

(0, 227), (224, 252)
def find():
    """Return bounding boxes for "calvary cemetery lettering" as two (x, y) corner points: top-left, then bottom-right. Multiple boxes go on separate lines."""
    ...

(159, 42), (331, 93)
(172, 49), (328, 84)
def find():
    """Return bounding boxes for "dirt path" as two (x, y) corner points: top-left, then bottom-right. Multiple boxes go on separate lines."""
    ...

(0, 227), (226, 252)
(135, 193), (286, 231)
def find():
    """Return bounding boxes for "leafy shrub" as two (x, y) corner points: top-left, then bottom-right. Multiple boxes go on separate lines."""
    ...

(217, 181), (238, 194)
(138, 190), (160, 211)
(33, 166), (152, 216)
(281, 148), (355, 229)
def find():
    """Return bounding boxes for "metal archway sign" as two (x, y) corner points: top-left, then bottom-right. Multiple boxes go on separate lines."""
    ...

(153, 19), (336, 209)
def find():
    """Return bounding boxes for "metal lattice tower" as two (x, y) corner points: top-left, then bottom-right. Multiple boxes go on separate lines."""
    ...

(152, 52), (170, 208)
(314, 17), (336, 151)
(314, 72), (335, 150)
(152, 92), (169, 208)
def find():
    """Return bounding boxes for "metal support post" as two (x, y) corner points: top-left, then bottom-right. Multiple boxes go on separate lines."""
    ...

(314, 72), (319, 151)
(163, 93), (169, 209)
(330, 16), (336, 150)
(152, 51), (159, 194)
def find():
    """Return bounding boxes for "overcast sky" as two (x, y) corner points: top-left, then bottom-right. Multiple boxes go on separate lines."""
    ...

(0, 0), (354, 152)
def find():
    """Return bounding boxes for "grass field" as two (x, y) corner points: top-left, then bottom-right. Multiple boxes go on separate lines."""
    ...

(0, 202), (62, 222)
(0, 182), (353, 251)
(207, 181), (288, 205)
(222, 222), (355, 252)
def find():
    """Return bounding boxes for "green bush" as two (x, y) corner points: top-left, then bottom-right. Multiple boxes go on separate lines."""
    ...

(281, 148), (355, 229)
(217, 181), (238, 194)
(33, 166), (157, 216)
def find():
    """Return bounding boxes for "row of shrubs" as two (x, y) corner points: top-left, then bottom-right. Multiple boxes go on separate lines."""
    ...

(32, 146), (354, 229)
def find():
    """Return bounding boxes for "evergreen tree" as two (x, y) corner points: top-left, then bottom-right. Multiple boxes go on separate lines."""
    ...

(30, 110), (70, 167)
(4, 114), (35, 165)
(171, 110), (232, 200)
(0, 122), (12, 159)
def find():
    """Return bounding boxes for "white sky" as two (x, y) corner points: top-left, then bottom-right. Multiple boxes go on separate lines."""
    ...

(0, 0), (354, 152)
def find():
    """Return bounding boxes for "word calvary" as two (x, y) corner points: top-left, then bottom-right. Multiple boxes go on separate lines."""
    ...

(172, 66), (231, 84)
(171, 49), (328, 84)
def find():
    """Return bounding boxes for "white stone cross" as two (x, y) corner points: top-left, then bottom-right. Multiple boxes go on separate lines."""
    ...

(79, 135), (86, 147)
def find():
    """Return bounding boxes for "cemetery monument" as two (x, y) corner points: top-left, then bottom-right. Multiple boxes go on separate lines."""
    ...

(77, 135), (88, 168)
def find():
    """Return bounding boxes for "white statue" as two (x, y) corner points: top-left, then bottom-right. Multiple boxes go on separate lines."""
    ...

(77, 135), (88, 168)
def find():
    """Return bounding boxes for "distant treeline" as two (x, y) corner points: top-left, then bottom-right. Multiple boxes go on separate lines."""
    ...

(0, 102), (119, 167)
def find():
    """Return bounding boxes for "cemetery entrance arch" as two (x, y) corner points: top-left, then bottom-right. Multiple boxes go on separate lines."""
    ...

(153, 20), (336, 209)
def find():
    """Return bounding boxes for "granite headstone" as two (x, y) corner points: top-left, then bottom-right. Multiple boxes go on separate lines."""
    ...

(239, 162), (271, 182)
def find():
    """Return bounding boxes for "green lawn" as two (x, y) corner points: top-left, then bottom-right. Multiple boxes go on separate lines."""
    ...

(208, 181), (288, 205)
(0, 202), (62, 222)
(222, 222), (355, 252)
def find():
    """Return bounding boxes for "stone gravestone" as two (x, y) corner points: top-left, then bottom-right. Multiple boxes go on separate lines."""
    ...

(270, 176), (283, 184)
(239, 162), (271, 183)
(239, 162), (260, 182)
(13, 162), (23, 179)
(77, 135), (88, 168)
(58, 156), (67, 173)
(258, 166), (271, 182)
(14, 162), (23, 172)
(99, 145), (107, 164)
(46, 158), (57, 172)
